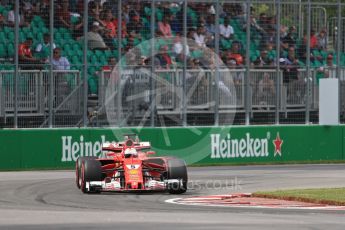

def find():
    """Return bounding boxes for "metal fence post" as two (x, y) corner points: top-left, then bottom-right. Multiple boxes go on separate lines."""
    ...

(48, 0), (54, 127)
(245, 0), (251, 125)
(117, 0), (122, 127)
(14, 0), (19, 128)
(337, 0), (342, 122)
(150, 0), (156, 127)
(305, 0), (311, 124)
(182, 0), (187, 127)
(0, 73), (3, 117)
(275, 0), (281, 124)
(214, 0), (220, 126)
(337, 0), (342, 79)
(82, 0), (89, 127)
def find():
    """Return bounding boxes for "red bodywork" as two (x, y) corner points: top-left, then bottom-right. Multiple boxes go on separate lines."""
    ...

(92, 138), (171, 192)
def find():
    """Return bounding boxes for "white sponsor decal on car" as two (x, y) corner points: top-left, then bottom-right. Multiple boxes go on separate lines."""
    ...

(126, 164), (140, 169)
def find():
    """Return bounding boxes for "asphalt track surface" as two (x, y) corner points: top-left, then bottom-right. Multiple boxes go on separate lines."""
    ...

(1, 164), (345, 230)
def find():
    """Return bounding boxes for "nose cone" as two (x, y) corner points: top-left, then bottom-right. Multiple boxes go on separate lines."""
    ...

(131, 182), (139, 189)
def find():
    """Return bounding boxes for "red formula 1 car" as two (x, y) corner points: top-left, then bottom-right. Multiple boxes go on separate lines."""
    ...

(75, 134), (188, 194)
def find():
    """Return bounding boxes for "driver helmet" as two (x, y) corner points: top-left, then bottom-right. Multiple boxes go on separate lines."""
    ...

(124, 148), (138, 158)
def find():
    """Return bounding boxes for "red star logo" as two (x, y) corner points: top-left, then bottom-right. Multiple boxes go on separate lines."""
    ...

(273, 133), (283, 157)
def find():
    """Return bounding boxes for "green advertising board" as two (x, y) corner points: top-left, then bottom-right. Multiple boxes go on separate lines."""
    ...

(0, 125), (343, 170)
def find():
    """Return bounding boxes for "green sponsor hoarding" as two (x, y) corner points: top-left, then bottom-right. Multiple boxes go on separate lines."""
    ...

(0, 125), (343, 170)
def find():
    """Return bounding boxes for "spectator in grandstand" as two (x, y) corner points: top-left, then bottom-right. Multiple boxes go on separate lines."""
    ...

(68, 0), (78, 12)
(138, 56), (148, 66)
(310, 29), (318, 50)
(219, 17), (234, 40)
(87, 0), (103, 29)
(51, 47), (70, 70)
(100, 9), (116, 49)
(206, 4), (216, 18)
(113, 17), (128, 38)
(296, 36), (307, 63)
(76, 0), (84, 15)
(205, 55), (235, 105)
(221, 3), (243, 18)
(225, 41), (244, 67)
(258, 73), (275, 107)
(194, 25), (209, 48)
(280, 46), (303, 102)
(156, 45), (172, 69)
(197, 16), (215, 47)
(317, 29), (327, 51)
(22, 0), (34, 11)
(243, 15), (266, 40)
(37, 0), (50, 24)
(102, 1), (117, 16)
(253, 49), (274, 68)
(124, 35), (136, 52)
(297, 30), (317, 63)
(128, 1), (143, 20)
(24, 0), (37, 17)
(35, 33), (56, 59)
(102, 56), (117, 72)
(7, 3), (30, 27)
(173, 32), (190, 63)
(260, 26), (276, 48)
(280, 46), (300, 84)
(50, 47), (71, 104)
(127, 14), (143, 38)
(297, 32), (323, 64)
(0, 12), (5, 27)
(189, 2), (208, 19)
(258, 13), (270, 33)
(158, 15), (172, 38)
(170, 5), (193, 33)
(226, 58), (243, 86)
(184, 58), (209, 106)
(316, 54), (336, 83)
(281, 26), (297, 51)
(122, 4), (130, 24)
(78, 21), (109, 50)
(18, 37), (44, 69)
(56, 0), (83, 38)
(205, 14), (216, 37)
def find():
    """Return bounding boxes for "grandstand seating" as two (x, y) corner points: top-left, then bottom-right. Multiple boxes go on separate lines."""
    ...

(0, 3), (344, 95)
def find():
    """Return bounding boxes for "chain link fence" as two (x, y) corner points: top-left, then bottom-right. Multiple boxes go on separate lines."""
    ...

(0, 0), (344, 128)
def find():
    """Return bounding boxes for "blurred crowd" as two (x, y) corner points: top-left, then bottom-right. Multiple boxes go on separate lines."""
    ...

(0, 0), (339, 96)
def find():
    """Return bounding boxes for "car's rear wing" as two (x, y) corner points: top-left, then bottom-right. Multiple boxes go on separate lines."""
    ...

(102, 142), (122, 152)
(102, 141), (151, 152)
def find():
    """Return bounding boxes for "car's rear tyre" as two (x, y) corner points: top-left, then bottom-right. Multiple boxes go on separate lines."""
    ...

(167, 159), (188, 194)
(80, 159), (102, 194)
(76, 156), (97, 189)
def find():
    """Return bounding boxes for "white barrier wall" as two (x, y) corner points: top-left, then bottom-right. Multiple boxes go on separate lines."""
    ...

(319, 78), (339, 125)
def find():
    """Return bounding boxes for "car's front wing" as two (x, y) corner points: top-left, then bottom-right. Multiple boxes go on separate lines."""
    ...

(85, 179), (181, 192)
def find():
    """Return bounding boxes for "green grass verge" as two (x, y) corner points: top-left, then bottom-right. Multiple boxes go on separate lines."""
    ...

(190, 160), (345, 167)
(253, 188), (345, 206)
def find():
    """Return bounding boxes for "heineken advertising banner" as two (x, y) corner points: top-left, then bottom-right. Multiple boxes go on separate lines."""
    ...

(0, 125), (343, 170)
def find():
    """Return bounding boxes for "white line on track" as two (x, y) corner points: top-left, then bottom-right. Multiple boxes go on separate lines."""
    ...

(165, 197), (345, 211)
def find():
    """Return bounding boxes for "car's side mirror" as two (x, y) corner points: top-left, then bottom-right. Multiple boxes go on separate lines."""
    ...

(147, 151), (155, 155)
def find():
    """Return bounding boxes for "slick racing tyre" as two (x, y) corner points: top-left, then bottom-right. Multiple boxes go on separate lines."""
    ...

(76, 156), (97, 189)
(167, 159), (188, 194)
(81, 159), (103, 194)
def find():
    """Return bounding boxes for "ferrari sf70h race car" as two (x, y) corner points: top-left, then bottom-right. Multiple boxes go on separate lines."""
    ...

(75, 134), (188, 194)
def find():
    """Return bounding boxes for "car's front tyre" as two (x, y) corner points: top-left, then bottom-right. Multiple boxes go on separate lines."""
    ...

(166, 158), (188, 194)
(76, 156), (97, 189)
(80, 159), (102, 194)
